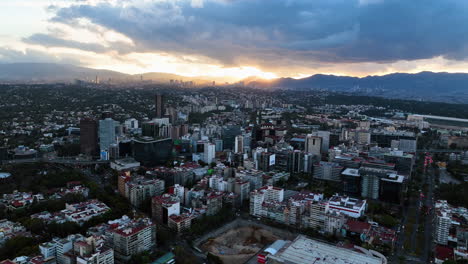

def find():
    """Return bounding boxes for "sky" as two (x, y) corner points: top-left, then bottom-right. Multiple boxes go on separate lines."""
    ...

(2, 0), (468, 81)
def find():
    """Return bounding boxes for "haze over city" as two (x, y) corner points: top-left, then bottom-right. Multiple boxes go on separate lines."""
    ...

(3, 0), (468, 81)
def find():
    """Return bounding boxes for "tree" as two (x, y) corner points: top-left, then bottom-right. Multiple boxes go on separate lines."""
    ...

(0, 236), (39, 260)
(207, 253), (223, 264)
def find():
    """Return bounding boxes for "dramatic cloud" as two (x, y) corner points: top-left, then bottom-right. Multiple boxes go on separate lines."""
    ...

(2, 0), (468, 78)
(47, 0), (468, 65)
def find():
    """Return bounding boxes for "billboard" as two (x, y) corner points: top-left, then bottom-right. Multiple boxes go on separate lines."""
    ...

(269, 154), (276, 166)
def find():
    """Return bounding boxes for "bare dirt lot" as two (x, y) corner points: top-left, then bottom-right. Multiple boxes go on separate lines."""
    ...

(201, 226), (279, 264)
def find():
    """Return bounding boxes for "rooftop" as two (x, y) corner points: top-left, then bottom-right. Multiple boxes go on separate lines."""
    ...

(272, 235), (383, 264)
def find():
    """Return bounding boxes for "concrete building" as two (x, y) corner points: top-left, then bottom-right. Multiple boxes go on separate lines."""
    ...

(305, 135), (322, 156)
(234, 135), (244, 153)
(202, 143), (215, 163)
(110, 217), (156, 263)
(152, 194), (181, 225)
(327, 195), (367, 218)
(250, 186), (284, 217)
(168, 213), (194, 233)
(310, 130), (331, 153)
(234, 179), (251, 203)
(312, 162), (343, 182)
(125, 177), (165, 207)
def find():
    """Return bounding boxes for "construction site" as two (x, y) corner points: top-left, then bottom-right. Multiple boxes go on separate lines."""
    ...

(201, 225), (280, 264)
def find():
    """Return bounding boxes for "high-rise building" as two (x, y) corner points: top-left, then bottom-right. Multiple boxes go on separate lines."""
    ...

(214, 139), (223, 152)
(222, 125), (241, 151)
(80, 118), (98, 156)
(155, 94), (165, 118)
(305, 135), (322, 156)
(202, 143), (215, 163)
(131, 138), (173, 166)
(310, 130), (331, 153)
(341, 168), (361, 196)
(360, 168), (382, 200)
(435, 211), (451, 245)
(99, 118), (119, 152)
(234, 135), (244, 153)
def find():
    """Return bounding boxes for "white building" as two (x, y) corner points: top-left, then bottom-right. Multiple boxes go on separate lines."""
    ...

(202, 143), (215, 163)
(250, 186), (284, 217)
(326, 195), (367, 218)
(234, 135), (244, 153)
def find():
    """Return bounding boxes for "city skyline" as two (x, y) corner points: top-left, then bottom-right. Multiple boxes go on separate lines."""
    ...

(2, 0), (468, 81)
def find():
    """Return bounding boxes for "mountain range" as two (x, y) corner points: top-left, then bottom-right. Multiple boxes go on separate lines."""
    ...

(1, 63), (468, 102)
(0, 63), (235, 84)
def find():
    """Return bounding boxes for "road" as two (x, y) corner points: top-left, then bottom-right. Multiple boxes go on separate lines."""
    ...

(392, 155), (436, 264)
(422, 166), (435, 263)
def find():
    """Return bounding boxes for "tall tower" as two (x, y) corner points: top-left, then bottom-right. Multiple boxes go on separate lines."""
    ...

(155, 94), (165, 118)
(80, 118), (98, 156)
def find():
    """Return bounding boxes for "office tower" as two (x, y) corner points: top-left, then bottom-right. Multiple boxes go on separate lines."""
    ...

(131, 138), (173, 166)
(380, 173), (404, 204)
(341, 168), (361, 196)
(222, 125), (241, 151)
(142, 118), (171, 138)
(234, 135), (244, 153)
(214, 139), (223, 152)
(288, 150), (304, 173)
(80, 118), (98, 156)
(310, 131), (331, 153)
(203, 143), (215, 163)
(305, 135), (322, 156)
(360, 168), (382, 200)
(99, 118), (119, 152)
(155, 94), (165, 118)
(109, 143), (119, 160)
(312, 161), (343, 182)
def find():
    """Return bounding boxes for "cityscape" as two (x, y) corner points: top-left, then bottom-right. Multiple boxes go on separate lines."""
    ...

(1, 1), (468, 264)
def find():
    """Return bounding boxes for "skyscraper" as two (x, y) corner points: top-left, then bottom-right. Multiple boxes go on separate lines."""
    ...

(305, 135), (322, 156)
(80, 118), (98, 156)
(155, 94), (165, 118)
(99, 118), (119, 152)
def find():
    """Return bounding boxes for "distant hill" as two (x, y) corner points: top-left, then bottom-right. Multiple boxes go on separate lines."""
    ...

(0, 63), (129, 82)
(2, 63), (468, 102)
(0, 63), (237, 84)
(245, 71), (468, 102)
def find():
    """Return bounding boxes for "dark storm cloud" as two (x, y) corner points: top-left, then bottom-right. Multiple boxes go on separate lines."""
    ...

(44, 0), (468, 66)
